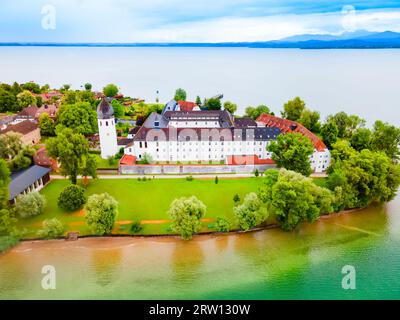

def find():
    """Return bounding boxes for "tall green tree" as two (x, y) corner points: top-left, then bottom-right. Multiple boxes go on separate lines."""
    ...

(85, 193), (118, 235)
(38, 113), (55, 136)
(234, 193), (268, 231)
(195, 96), (202, 105)
(168, 196), (206, 240)
(174, 88), (187, 101)
(204, 98), (222, 110)
(299, 109), (321, 132)
(84, 83), (92, 91)
(245, 105), (272, 120)
(0, 159), (10, 210)
(281, 97), (306, 121)
(17, 90), (37, 109)
(0, 88), (19, 112)
(350, 128), (372, 151)
(268, 132), (314, 176)
(320, 121), (339, 149)
(56, 102), (98, 135)
(259, 169), (334, 230)
(326, 112), (365, 139)
(103, 84), (119, 97)
(370, 120), (400, 160)
(111, 99), (125, 118)
(46, 128), (96, 184)
(223, 101), (238, 114)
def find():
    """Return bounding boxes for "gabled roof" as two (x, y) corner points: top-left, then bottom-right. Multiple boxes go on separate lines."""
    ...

(119, 154), (136, 166)
(256, 114), (327, 151)
(0, 120), (38, 135)
(177, 100), (199, 112)
(18, 105), (39, 118)
(9, 165), (51, 200)
(142, 112), (169, 128)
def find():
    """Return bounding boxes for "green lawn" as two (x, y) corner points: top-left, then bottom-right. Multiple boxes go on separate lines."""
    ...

(92, 153), (119, 169)
(17, 177), (267, 237)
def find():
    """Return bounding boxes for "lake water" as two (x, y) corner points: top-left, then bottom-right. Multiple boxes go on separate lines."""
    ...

(0, 194), (399, 300)
(0, 47), (399, 126)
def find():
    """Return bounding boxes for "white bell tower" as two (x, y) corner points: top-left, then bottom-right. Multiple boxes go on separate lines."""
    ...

(97, 98), (118, 159)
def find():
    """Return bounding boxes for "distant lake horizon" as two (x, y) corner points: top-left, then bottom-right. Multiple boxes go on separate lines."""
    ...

(0, 47), (398, 126)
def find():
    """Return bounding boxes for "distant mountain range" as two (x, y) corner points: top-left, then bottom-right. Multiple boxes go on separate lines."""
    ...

(2, 31), (400, 49)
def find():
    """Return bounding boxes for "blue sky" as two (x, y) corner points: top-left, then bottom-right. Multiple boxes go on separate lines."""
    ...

(1, 0), (400, 42)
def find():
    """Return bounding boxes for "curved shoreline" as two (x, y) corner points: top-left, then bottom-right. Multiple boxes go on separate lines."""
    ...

(15, 205), (370, 245)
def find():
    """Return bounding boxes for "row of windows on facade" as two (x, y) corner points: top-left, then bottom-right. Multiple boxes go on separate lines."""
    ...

(130, 147), (269, 154)
(137, 154), (265, 160)
(136, 141), (267, 148)
(99, 120), (114, 126)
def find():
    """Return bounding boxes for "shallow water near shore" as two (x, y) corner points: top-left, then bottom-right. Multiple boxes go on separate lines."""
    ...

(0, 194), (399, 299)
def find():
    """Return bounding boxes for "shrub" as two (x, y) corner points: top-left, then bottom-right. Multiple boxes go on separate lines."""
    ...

(233, 194), (240, 204)
(215, 217), (231, 232)
(58, 185), (86, 211)
(186, 175), (194, 181)
(38, 218), (64, 239)
(107, 156), (116, 166)
(254, 169), (259, 177)
(16, 192), (46, 218)
(234, 193), (268, 231)
(215, 176), (219, 184)
(130, 221), (143, 234)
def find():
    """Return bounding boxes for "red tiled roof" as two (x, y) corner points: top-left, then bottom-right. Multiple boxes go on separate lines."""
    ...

(226, 155), (275, 165)
(119, 154), (136, 166)
(33, 147), (57, 170)
(256, 114), (327, 151)
(19, 105), (39, 117)
(177, 100), (198, 112)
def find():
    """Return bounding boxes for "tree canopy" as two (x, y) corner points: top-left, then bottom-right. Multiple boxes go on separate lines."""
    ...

(38, 113), (56, 136)
(46, 128), (97, 184)
(168, 196), (206, 240)
(370, 120), (400, 161)
(298, 109), (321, 133)
(103, 84), (119, 97)
(234, 193), (268, 231)
(223, 101), (238, 114)
(281, 97), (306, 121)
(0, 159), (10, 210)
(204, 98), (222, 110)
(245, 105), (272, 120)
(56, 102), (98, 135)
(174, 88), (187, 101)
(259, 169), (334, 230)
(17, 90), (36, 109)
(268, 132), (314, 176)
(85, 193), (118, 235)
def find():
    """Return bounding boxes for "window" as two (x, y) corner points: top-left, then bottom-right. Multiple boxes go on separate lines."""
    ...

(139, 142), (142, 148)
(106, 121), (108, 126)
(145, 142), (148, 148)
(154, 121), (159, 127)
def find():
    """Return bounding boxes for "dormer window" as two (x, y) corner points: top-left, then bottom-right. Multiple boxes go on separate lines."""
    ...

(154, 121), (159, 127)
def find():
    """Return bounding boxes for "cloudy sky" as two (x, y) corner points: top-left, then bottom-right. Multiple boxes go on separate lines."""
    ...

(1, 0), (400, 42)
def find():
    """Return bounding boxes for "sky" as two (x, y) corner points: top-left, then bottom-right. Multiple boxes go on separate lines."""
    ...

(1, 0), (400, 42)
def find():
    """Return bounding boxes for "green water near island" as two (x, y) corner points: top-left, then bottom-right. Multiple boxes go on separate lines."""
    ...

(0, 195), (399, 299)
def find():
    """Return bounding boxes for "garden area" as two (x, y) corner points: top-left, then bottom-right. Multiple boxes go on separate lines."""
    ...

(17, 177), (269, 238)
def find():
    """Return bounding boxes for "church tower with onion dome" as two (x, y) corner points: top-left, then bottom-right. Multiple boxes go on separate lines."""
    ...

(97, 98), (118, 159)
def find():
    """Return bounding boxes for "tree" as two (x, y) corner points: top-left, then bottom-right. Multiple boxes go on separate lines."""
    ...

(215, 176), (219, 184)
(234, 193), (268, 231)
(168, 196), (206, 240)
(85, 193), (118, 235)
(326, 112), (365, 139)
(281, 97), (305, 121)
(299, 109), (321, 133)
(7, 147), (34, 172)
(233, 193), (240, 204)
(327, 149), (400, 209)
(103, 84), (119, 97)
(21, 82), (41, 93)
(245, 105), (271, 120)
(0, 88), (19, 112)
(56, 102), (98, 135)
(15, 192), (46, 218)
(0, 159), (10, 210)
(0, 133), (34, 172)
(62, 84), (71, 91)
(111, 99), (125, 118)
(58, 185), (87, 211)
(38, 218), (65, 239)
(370, 120), (400, 160)
(174, 88), (187, 101)
(46, 128), (96, 184)
(254, 169), (259, 177)
(215, 217), (231, 232)
(350, 128), (372, 152)
(81, 154), (98, 181)
(38, 113), (55, 136)
(223, 101), (237, 114)
(320, 121), (339, 149)
(259, 169), (334, 230)
(204, 98), (222, 110)
(268, 132), (314, 176)
(17, 90), (37, 109)
(195, 96), (202, 105)
(84, 83), (92, 91)
(331, 139), (357, 163)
